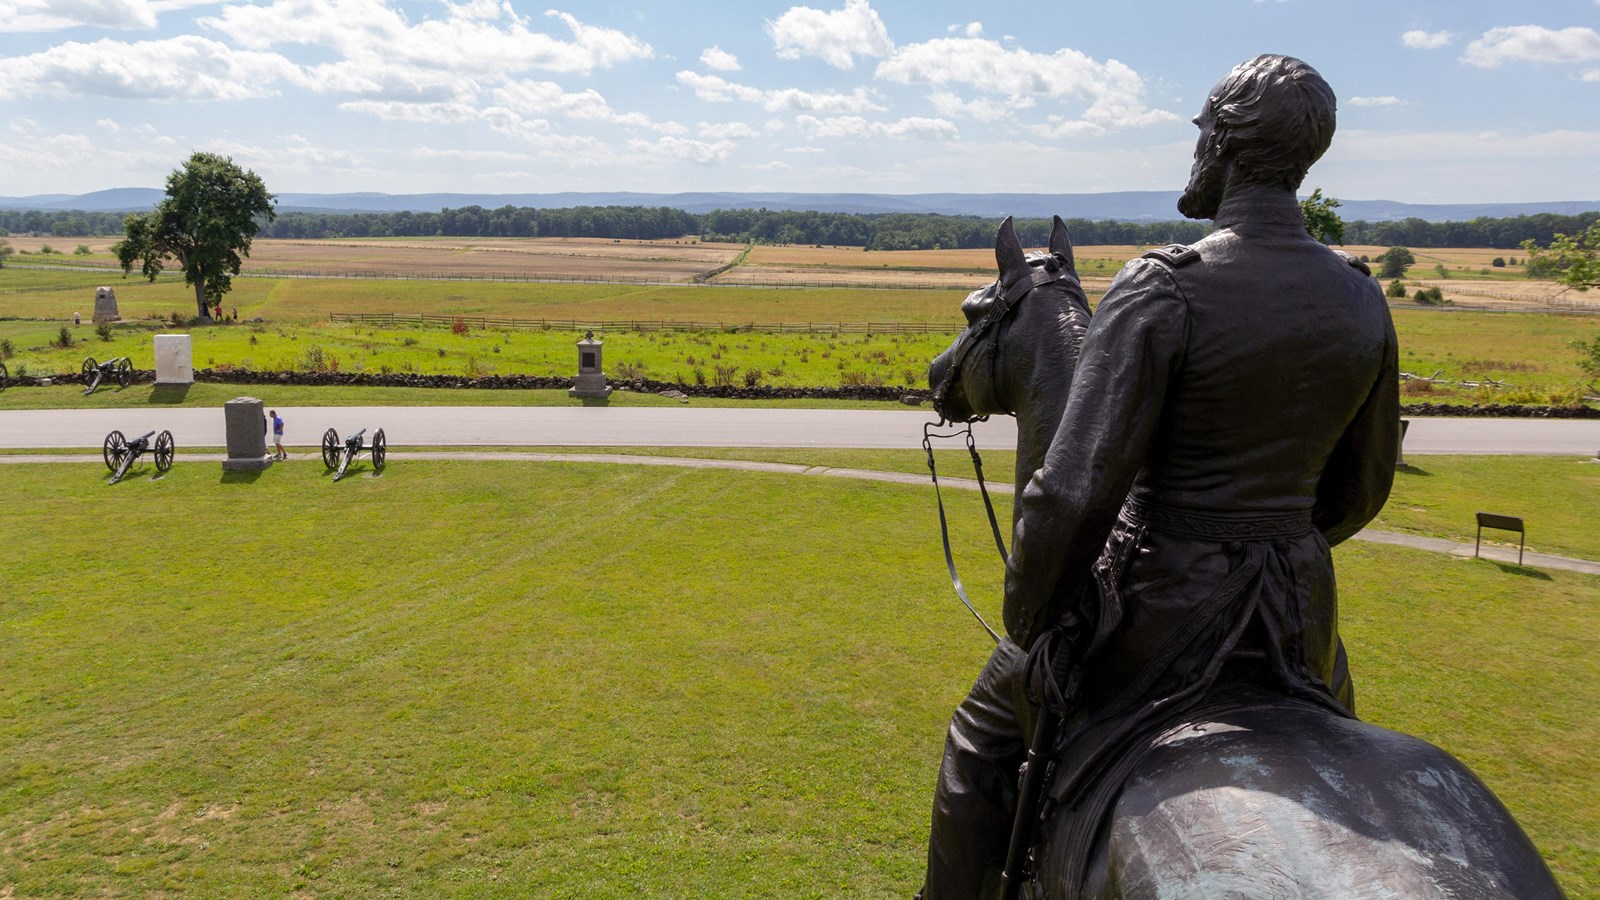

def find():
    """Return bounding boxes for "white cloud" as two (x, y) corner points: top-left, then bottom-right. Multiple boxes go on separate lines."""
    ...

(1584, 68), (1600, 82)
(675, 71), (884, 113)
(338, 100), (482, 123)
(1401, 29), (1455, 49)
(628, 135), (734, 165)
(795, 114), (957, 140)
(698, 121), (758, 141)
(1348, 96), (1403, 106)
(928, 90), (1021, 122)
(876, 38), (1174, 131)
(0, 0), (157, 31)
(0, 36), (304, 100)
(767, 0), (893, 69)
(947, 22), (982, 37)
(205, 2), (652, 87)
(700, 45), (740, 71)
(1462, 25), (1600, 68)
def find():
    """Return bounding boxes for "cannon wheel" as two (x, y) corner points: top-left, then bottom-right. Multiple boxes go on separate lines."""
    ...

(153, 430), (175, 474)
(116, 357), (133, 388)
(371, 428), (386, 471)
(82, 356), (97, 380)
(321, 428), (340, 469)
(103, 430), (127, 472)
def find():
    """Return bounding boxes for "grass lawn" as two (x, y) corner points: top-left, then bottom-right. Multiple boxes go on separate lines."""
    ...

(0, 382), (920, 412)
(1, 462), (1593, 896)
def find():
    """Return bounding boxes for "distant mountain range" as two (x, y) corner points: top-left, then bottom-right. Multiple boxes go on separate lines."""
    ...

(2, 188), (1598, 224)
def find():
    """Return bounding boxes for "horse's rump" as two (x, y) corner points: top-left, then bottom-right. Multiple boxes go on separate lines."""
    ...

(1031, 685), (1562, 898)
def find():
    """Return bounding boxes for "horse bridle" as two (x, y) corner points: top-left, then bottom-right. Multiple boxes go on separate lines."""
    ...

(925, 252), (1075, 643)
(930, 252), (1074, 423)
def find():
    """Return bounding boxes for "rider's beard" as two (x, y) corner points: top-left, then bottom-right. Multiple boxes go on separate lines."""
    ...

(1178, 152), (1225, 221)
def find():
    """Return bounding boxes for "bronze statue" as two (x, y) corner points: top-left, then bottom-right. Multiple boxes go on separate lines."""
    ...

(922, 55), (1563, 899)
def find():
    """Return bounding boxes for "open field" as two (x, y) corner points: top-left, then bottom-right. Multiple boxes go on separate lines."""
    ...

(0, 266), (971, 324)
(12, 236), (1589, 312)
(1, 461), (1594, 896)
(3, 235), (743, 282)
(4, 304), (1596, 404)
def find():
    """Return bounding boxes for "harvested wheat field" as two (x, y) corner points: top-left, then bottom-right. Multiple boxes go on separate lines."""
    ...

(239, 237), (743, 280)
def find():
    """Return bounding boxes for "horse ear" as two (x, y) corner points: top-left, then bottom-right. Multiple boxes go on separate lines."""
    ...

(994, 216), (1027, 284)
(1049, 215), (1077, 275)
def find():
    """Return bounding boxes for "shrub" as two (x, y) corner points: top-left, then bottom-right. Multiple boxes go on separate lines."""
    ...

(95, 322), (113, 342)
(300, 345), (328, 372)
(451, 317), (469, 336)
(1412, 286), (1449, 305)
(742, 368), (763, 387)
(0, 338), (14, 359)
(1385, 280), (1407, 299)
(75, 244), (92, 255)
(712, 364), (738, 387)
(402, 337), (419, 347)
(39, 243), (54, 254)
(1433, 264), (1449, 279)
(52, 326), (73, 349)
(693, 367), (706, 386)
(436, 348), (446, 358)
(1491, 257), (1506, 268)
(249, 333), (259, 346)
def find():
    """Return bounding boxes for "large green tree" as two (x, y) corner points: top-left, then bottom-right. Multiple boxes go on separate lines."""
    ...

(1377, 246), (1415, 279)
(1522, 222), (1600, 292)
(1299, 187), (1345, 245)
(0, 239), (12, 268)
(115, 152), (275, 321)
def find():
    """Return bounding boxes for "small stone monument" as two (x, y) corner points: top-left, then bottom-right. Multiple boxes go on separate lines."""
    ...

(92, 286), (121, 324)
(569, 330), (612, 399)
(154, 334), (194, 384)
(222, 396), (272, 472)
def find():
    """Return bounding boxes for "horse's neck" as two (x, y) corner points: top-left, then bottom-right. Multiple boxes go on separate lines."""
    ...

(1006, 309), (1080, 508)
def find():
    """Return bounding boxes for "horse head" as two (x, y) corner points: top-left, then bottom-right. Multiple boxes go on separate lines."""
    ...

(928, 216), (1090, 484)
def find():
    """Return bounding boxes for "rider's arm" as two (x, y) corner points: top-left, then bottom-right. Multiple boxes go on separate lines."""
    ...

(1314, 304), (1400, 546)
(1003, 259), (1188, 650)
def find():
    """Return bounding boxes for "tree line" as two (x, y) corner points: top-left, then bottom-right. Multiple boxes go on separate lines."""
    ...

(2, 204), (1596, 251)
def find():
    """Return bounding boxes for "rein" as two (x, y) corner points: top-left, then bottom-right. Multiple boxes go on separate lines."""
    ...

(925, 253), (1072, 644)
(923, 420), (1006, 644)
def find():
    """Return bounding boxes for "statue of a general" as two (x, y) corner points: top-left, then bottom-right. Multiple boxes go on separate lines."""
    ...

(922, 54), (1400, 897)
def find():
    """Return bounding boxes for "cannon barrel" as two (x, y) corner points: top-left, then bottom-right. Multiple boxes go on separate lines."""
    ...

(132, 430), (156, 444)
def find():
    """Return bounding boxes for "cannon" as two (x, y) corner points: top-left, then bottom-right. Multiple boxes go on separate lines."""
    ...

(321, 427), (386, 481)
(103, 429), (174, 484)
(82, 355), (133, 394)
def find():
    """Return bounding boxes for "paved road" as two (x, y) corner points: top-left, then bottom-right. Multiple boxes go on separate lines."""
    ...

(0, 405), (1593, 451)
(1, 406), (1597, 455)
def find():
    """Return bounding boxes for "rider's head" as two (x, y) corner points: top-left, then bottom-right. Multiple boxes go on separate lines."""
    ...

(1178, 55), (1336, 220)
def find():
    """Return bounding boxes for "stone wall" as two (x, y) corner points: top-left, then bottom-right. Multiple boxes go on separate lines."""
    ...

(9, 367), (1599, 417)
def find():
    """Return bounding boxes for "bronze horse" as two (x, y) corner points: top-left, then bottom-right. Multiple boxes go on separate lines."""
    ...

(927, 219), (1563, 898)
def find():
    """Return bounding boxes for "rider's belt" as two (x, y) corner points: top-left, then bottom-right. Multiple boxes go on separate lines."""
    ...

(1122, 496), (1313, 541)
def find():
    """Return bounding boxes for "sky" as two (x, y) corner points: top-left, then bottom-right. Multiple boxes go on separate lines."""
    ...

(1, 0), (1598, 203)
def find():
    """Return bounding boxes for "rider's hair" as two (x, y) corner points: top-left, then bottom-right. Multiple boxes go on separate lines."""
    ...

(1208, 55), (1335, 191)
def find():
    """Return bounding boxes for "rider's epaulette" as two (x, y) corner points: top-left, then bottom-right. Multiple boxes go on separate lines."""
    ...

(1142, 244), (1201, 268)
(1334, 249), (1372, 276)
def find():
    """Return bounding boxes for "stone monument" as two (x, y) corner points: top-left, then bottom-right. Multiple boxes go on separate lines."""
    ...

(569, 330), (611, 399)
(222, 396), (272, 472)
(92, 286), (121, 324)
(154, 334), (194, 384)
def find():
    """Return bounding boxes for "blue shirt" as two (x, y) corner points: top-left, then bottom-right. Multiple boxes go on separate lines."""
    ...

(272, 415), (284, 436)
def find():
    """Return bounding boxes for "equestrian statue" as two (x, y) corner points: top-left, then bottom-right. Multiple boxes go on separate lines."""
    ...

(919, 55), (1563, 899)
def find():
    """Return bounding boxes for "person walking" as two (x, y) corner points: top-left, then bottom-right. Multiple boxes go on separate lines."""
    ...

(270, 409), (286, 460)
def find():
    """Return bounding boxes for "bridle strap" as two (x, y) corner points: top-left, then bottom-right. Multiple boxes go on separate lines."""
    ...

(924, 421), (1005, 644)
